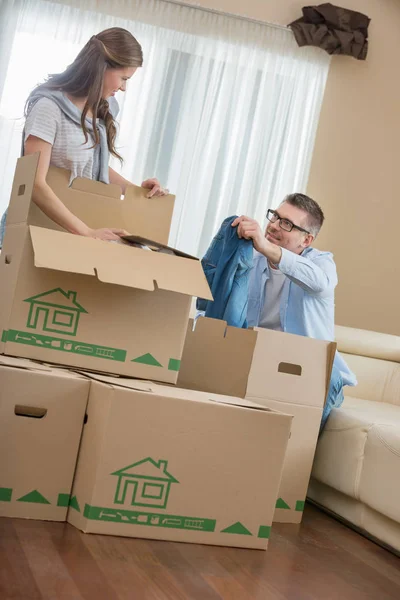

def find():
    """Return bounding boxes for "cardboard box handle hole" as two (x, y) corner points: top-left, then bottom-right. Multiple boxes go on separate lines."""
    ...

(4, 254), (12, 264)
(278, 362), (302, 376)
(14, 405), (47, 419)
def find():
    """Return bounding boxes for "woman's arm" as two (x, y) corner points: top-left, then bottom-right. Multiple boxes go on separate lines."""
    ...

(25, 136), (128, 241)
(26, 136), (91, 235)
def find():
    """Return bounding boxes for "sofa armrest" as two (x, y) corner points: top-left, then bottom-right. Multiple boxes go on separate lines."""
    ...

(343, 353), (400, 407)
(335, 325), (400, 363)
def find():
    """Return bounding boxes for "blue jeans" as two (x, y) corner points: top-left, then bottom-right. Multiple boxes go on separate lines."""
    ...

(197, 216), (253, 328)
(0, 211), (6, 248)
(319, 364), (344, 434)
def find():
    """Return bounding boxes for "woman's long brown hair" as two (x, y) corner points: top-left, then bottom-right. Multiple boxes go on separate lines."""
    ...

(26, 27), (143, 161)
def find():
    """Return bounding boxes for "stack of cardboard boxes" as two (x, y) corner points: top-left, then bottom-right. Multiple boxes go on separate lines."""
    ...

(0, 154), (335, 550)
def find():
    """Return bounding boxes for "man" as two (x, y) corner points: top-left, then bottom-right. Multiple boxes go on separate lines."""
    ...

(232, 193), (356, 431)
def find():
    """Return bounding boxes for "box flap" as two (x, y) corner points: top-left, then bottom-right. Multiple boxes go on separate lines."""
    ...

(325, 341), (337, 399)
(208, 397), (286, 413)
(29, 226), (213, 298)
(79, 371), (154, 392)
(0, 225), (30, 355)
(246, 328), (336, 409)
(6, 154), (174, 244)
(44, 165), (175, 244)
(123, 185), (175, 245)
(70, 174), (122, 199)
(79, 370), (273, 412)
(122, 235), (196, 260)
(0, 356), (88, 380)
(6, 153), (39, 227)
(0, 355), (52, 371)
(177, 317), (257, 398)
(177, 317), (335, 409)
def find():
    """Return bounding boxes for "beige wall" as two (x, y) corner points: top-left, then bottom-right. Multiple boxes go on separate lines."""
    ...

(307, 0), (400, 336)
(175, 1), (298, 24)
(183, 0), (400, 335)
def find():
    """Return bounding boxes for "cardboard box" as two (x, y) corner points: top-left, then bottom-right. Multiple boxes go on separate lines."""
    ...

(0, 154), (212, 383)
(14, 156), (176, 246)
(0, 355), (89, 521)
(67, 373), (292, 549)
(177, 317), (336, 523)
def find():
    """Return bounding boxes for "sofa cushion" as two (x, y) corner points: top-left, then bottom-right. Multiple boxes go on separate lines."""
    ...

(312, 397), (400, 499)
(360, 424), (400, 523)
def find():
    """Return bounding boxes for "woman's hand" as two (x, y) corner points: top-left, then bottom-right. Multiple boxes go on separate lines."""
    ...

(87, 228), (129, 242)
(141, 178), (170, 198)
(109, 168), (170, 198)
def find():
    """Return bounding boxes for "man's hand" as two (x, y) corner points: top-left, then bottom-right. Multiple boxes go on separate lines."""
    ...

(232, 215), (282, 264)
(141, 178), (170, 198)
(232, 216), (268, 254)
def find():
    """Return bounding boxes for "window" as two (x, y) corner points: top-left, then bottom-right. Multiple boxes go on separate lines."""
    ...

(0, 0), (330, 256)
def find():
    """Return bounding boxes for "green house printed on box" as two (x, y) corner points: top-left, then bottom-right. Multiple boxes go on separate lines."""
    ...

(112, 457), (179, 510)
(24, 288), (88, 337)
(0, 287), (181, 367)
(68, 457), (273, 539)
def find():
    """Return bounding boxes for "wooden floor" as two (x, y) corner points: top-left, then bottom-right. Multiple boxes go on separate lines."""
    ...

(1, 504), (399, 600)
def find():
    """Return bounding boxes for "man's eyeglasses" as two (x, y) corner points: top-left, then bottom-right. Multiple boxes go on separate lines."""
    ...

(266, 209), (310, 234)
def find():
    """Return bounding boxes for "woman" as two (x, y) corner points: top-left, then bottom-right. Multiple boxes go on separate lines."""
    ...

(0, 27), (168, 244)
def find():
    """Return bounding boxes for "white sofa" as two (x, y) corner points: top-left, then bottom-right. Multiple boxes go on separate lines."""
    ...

(308, 325), (400, 555)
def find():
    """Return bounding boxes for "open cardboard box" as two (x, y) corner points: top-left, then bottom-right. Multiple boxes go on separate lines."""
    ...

(177, 317), (336, 523)
(67, 371), (293, 550)
(0, 154), (212, 383)
(20, 158), (175, 246)
(0, 355), (89, 521)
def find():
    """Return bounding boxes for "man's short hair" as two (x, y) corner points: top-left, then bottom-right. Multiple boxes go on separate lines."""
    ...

(282, 193), (325, 237)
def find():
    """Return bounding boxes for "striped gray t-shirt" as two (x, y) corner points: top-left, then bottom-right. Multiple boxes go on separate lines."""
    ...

(24, 97), (101, 183)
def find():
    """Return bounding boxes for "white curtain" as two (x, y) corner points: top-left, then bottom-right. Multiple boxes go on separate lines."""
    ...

(0, 0), (330, 256)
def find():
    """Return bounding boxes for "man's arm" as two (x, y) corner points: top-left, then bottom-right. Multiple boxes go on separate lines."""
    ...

(258, 239), (282, 265)
(232, 215), (337, 296)
(278, 248), (338, 295)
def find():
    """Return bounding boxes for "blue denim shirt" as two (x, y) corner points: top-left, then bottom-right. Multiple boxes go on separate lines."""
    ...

(247, 248), (357, 387)
(196, 216), (253, 328)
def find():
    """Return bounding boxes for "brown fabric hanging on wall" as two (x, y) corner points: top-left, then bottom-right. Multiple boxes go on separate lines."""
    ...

(288, 3), (371, 60)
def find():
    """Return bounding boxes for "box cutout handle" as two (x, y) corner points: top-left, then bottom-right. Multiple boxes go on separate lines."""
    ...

(4, 254), (12, 264)
(278, 362), (302, 376)
(14, 405), (47, 419)
(18, 184), (26, 196)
